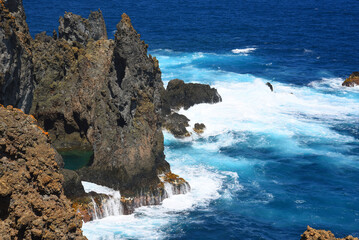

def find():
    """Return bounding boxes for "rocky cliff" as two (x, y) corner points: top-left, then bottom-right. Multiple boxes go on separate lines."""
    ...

(29, 12), (170, 196)
(1, 0), (184, 202)
(0, 0), (34, 113)
(0, 105), (85, 239)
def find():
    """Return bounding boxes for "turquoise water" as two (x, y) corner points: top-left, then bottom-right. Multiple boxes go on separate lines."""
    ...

(23, 0), (359, 239)
(59, 150), (93, 170)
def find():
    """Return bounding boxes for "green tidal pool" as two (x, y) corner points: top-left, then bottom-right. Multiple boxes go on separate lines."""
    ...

(59, 150), (93, 170)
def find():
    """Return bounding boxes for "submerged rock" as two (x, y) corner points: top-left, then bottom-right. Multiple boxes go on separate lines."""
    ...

(342, 72), (359, 87)
(301, 226), (358, 240)
(266, 82), (274, 92)
(163, 113), (191, 138)
(162, 79), (222, 115)
(0, 106), (85, 239)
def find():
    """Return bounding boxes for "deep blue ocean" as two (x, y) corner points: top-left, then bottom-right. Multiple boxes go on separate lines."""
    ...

(23, 0), (359, 239)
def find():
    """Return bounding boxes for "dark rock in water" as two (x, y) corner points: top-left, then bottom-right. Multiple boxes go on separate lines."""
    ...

(58, 10), (108, 44)
(194, 123), (206, 134)
(162, 79), (222, 114)
(266, 82), (273, 92)
(300, 226), (358, 240)
(0, 106), (86, 239)
(61, 169), (86, 198)
(342, 72), (359, 87)
(163, 113), (191, 138)
(0, 0), (34, 113)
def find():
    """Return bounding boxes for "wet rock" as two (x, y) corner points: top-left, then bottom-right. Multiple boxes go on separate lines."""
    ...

(163, 113), (191, 138)
(71, 192), (110, 222)
(162, 79), (222, 114)
(193, 123), (206, 134)
(301, 226), (358, 240)
(0, 106), (86, 239)
(58, 10), (108, 44)
(342, 72), (359, 87)
(266, 82), (273, 92)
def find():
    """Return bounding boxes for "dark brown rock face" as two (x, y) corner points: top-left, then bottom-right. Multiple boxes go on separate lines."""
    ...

(342, 72), (359, 87)
(301, 226), (358, 240)
(29, 12), (170, 196)
(0, 0), (34, 113)
(161, 78), (222, 115)
(0, 106), (86, 239)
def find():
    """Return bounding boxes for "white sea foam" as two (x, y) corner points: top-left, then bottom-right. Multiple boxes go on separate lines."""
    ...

(231, 47), (257, 54)
(178, 78), (359, 154)
(82, 162), (240, 239)
(82, 181), (119, 196)
(309, 77), (359, 92)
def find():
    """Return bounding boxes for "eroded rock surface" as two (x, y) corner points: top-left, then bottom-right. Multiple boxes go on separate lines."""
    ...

(58, 10), (107, 45)
(161, 78), (222, 115)
(163, 113), (190, 138)
(342, 72), (359, 87)
(0, 0), (34, 113)
(0, 106), (85, 239)
(29, 12), (171, 196)
(301, 226), (358, 240)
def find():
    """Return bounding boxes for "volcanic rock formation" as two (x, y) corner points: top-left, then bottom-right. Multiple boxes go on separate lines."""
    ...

(1, 0), (187, 206)
(342, 72), (359, 87)
(162, 113), (191, 138)
(0, 106), (86, 239)
(301, 226), (358, 240)
(0, 0), (34, 113)
(161, 78), (222, 115)
(161, 79), (221, 137)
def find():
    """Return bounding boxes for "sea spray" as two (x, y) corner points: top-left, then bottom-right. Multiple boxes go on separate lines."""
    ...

(82, 181), (124, 220)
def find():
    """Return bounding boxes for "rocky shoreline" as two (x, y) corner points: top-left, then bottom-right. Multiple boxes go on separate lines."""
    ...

(0, 0), (357, 239)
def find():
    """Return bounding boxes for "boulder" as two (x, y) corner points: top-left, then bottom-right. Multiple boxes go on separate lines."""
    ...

(301, 226), (358, 240)
(61, 169), (86, 198)
(162, 79), (222, 114)
(193, 123), (206, 134)
(266, 82), (273, 92)
(163, 113), (191, 138)
(342, 72), (359, 87)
